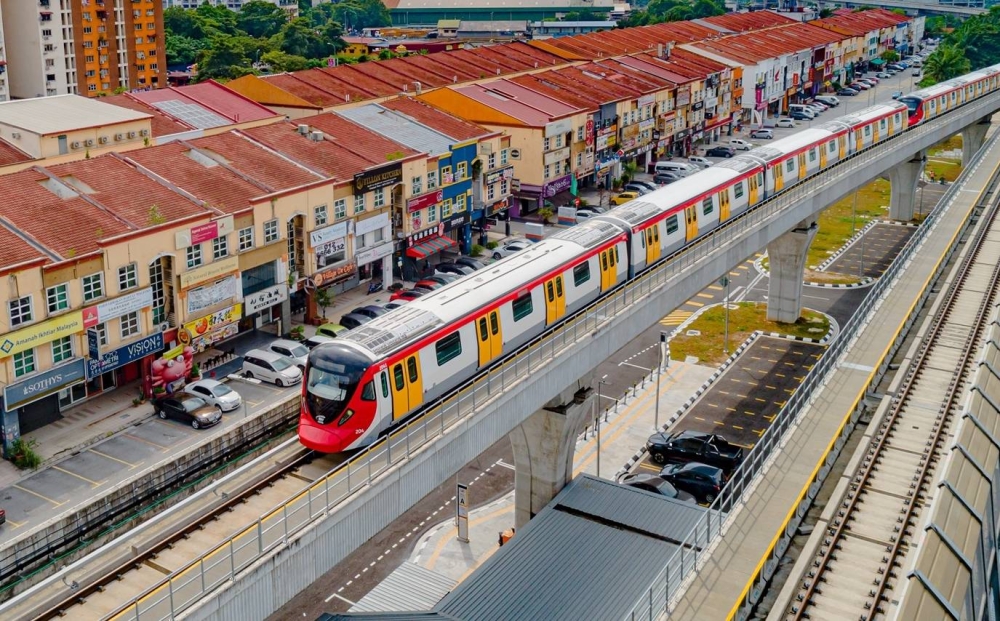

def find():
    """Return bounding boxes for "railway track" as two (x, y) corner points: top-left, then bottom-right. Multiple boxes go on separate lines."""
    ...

(6, 441), (346, 621)
(785, 171), (1000, 620)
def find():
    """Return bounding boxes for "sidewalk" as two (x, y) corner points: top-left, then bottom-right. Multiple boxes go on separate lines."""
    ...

(408, 359), (714, 584)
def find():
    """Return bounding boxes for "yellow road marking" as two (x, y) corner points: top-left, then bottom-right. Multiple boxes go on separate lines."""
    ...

(426, 504), (512, 570)
(14, 484), (64, 506)
(124, 433), (172, 451)
(765, 385), (776, 390)
(708, 285), (723, 291)
(688, 301), (705, 308)
(91, 449), (137, 468)
(53, 466), (102, 487)
(726, 407), (736, 412)
(731, 425), (743, 430)
(697, 293), (714, 299)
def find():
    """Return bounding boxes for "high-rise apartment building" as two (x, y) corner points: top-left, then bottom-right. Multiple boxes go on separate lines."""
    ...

(1, 0), (166, 99)
(162, 0), (298, 16)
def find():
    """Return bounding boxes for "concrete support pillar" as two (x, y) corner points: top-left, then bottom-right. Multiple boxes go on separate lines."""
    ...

(962, 118), (991, 165)
(766, 219), (817, 324)
(509, 386), (595, 528)
(887, 151), (925, 222)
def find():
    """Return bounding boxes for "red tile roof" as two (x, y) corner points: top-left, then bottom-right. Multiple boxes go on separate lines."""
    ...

(304, 113), (420, 161)
(813, 9), (909, 37)
(0, 138), (33, 167)
(326, 65), (400, 98)
(240, 122), (386, 181)
(131, 80), (279, 124)
(698, 10), (797, 33)
(687, 23), (844, 64)
(102, 94), (192, 136)
(260, 73), (349, 107)
(125, 141), (272, 214)
(379, 97), (491, 141)
(188, 131), (323, 191)
(0, 225), (49, 269)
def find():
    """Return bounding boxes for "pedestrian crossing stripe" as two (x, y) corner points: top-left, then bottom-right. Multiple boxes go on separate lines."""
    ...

(660, 311), (693, 326)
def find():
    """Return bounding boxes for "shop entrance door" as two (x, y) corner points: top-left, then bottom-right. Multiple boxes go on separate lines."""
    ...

(19, 394), (62, 434)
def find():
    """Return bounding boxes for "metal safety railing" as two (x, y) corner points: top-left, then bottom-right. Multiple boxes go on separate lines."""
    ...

(622, 113), (1000, 621)
(104, 93), (1000, 621)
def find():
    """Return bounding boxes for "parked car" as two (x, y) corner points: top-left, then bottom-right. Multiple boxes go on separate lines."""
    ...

(849, 81), (870, 91)
(618, 473), (696, 502)
(185, 379), (242, 413)
(455, 256), (486, 271)
(349, 305), (390, 320)
(303, 334), (336, 350)
(645, 430), (745, 475)
(814, 96), (840, 107)
(858, 77), (877, 86)
(0, 508), (5, 527)
(836, 88), (859, 96)
(419, 274), (459, 286)
(789, 110), (811, 120)
(624, 182), (652, 195)
(706, 146), (736, 158)
(242, 349), (303, 387)
(267, 338), (310, 369)
(154, 393), (222, 429)
(382, 300), (409, 311)
(658, 462), (727, 504)
(436, 262), (475, 276)
(912, 68), (921, 77)
(611, 191), (640, 205)
(414, 279), (444, 292)
(687, 156), (712, 169)
(493, 238), (533, 259)
(389, 288), (427, 302)
(749, 128), (773, 140)
(892, 91), (904, 100)
(729, 138), (753, 151)
(775, 118), (796, 128)
(654, 171), (684, 184)
(338, 312), (372, 330)
(316, 323), (348, 338)
(876, 71), (893, 79)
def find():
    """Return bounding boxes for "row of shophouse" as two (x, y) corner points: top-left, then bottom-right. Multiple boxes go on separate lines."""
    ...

(0, 8), (925, 452)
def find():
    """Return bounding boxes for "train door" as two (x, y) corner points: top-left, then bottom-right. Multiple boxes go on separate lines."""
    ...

(544, 277), (566, 324)
(644, 225), (661, 265)
(598, 247), (618, 291)
(684, 205), (698, 240)
(854, 128), (863, 151)
(797, 153), (807, 180)
(390, 354), (423, 416)
(838, 135), (847, 159)
(749, 174), (760, 204)
(376, 369), (394, 422)
(476, 310), (502, 366)
(820, 143), (828, 168)
(774, 162), (784, 192)
(719, 189), (731, 221)
(873, 120), (880, 142)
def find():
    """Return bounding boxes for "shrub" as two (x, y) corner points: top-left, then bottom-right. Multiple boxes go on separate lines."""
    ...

(11, 437), (42, 470)
(538, 207), (554, 223)
(485, 241), (499, 250)
(471, 244), (485, 257)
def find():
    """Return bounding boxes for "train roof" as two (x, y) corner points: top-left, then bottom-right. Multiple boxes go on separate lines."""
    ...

(341, 220), (624, 357)
(745, 128), (835, 162)
(838, 102), (907, 125)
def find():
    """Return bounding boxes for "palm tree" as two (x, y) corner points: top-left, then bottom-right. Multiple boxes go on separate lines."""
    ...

(923, 45), (972, 85)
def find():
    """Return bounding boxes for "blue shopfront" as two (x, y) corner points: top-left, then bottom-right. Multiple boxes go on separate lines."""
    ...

(1, 358), (88, 456)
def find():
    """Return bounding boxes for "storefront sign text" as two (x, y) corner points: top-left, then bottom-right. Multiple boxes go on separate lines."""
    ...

(179, 255), (240, 290)
(5, 358), (86, 411)
(86, 333), (164, 380)
(83, 287), (153, 328)
(183, 304), (243, 353)
(244, 284), (288, 315)
(355, 242), (394, 267)
(542, 175), (572, 198)
(1, 312), (83, 358)
(407, 190), (443, 213)
(484, 166), (514, 186)
(309, 220), (351, 248)
(174, 215), (234, 250)
(354, 163), (402, 195)
(187, 275), (238, 316)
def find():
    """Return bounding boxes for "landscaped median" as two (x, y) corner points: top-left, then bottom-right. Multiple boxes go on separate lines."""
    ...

(669, 302), (831, 366)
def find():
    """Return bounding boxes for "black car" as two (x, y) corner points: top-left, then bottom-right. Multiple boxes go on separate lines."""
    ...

(618, 473), (696, 502)
(436, 262), (475, 276)
(455, 256), (486, 271)
(350, 305), (389, 319)
(659, 462), (726, 504)
(836, 88), (859, 96)
(646, 430), (744, 475)
(339, 312), (373, 330)
(706, 146), (735, 158)
(154, 393), (221, 430)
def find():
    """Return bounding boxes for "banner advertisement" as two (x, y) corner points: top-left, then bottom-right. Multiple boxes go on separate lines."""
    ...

(187, 275), (238, 316)
(183, 304), (243, 353)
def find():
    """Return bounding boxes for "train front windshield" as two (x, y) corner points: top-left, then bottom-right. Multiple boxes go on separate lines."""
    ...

(306, 350), (369, 426)
(900, 97), (921, 115)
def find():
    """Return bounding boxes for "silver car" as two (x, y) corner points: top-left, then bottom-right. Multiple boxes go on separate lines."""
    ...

(185, 379), (242, 413)
(268, 338), (310, 369)
(492, 238), (532, 260)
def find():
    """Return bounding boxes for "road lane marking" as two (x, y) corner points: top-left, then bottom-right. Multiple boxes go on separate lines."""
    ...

(14, 485), (64, 506)
(697, 293), (714, 299)
(124, 433), (172, 450)
(90, 449), (138, 468)
(325, 592), (356, 605)
(496, 460), (515, 470)
(52, 466), (102, 487)
(687, 301), (705, 308)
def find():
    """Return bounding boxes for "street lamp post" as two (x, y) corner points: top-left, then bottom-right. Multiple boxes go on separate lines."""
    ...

(722, 276), (730, 355)
(654, 332), (666, 431)
(851, 189), (859, 234)
(595, 378), (608, 478)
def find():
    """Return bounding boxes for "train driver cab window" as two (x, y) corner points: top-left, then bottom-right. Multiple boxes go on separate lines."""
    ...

(381, 373), (389, 398)
(361, 381), (376, 401)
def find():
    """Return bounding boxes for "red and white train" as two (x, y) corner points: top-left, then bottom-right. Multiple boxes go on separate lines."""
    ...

(299, 64), (1000, 453)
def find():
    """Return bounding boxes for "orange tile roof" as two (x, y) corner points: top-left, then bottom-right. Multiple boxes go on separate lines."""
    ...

(379, 97), (492, 141)
(698, 10), (797, 33)
(189, 131), (323, 191)
(0, 138), (33, 167)
(0, 225), (49, 269)
(304, 113), (420, 162)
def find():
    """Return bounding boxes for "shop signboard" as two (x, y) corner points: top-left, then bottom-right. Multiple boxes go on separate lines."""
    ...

(5, 358), (86, 411)
(86, 333), (164, 379)
(83, 287), (153, 328)
(356, 213), (390, 237)
(183, 304), (243, 353)
(353, 162), (402, 196)
(484, 166), (514, 186)
(187, 275), (238, 316)
(441, 212), (470, 232)
(311, 262), (356, 288)
(87, 329), (101, 360)
(244, 284), (288, 315)
(1, 311), (83, 358)
(355, 242), (394, 267)
(542, 175), (572, 198)
(407, 190), (443, 213)
(179, 255), (240, 290)
(544, 118), (572, 138)
(174, 215), (234, 250)
(309, 220), (351, 248)
(543, 147), (570, 166)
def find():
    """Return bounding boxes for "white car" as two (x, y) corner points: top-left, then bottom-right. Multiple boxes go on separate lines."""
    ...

(729, 139), (754, 151)
(303, 334), (336, 350)
(267, 338), (310, 369)
(876, 72), (892, 79)
(749, 128), (773, 140)
(775, 118), (796, 128)
(687, 156), (712, 169)
(575, 210), (596, 224)
(242, 350), (302, 387)
(185, 379), (242, 413)
(492, 238), (532, 260)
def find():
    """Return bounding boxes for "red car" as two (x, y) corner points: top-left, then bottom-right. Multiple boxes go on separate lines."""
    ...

(0, 507), (6, 526)
(414, 280), (443, 291)
(389, 288), (427, 302)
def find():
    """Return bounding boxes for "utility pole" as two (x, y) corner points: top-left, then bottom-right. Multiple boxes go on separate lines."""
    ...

(655, 332), (666, 431)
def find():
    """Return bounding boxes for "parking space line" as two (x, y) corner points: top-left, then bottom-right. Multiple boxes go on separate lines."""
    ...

(687, 301), (704, 308)
(5, 518), (23, 528)
(14, 484), (64, 506)
(90, 449), (138, 468)
(731, 425), (743, 430)
(726, 407), (736, 412)
(745, 411), (756, 416)
(124, 433), (171, 450)
(765, 385), (776, 390)
(638, 462), (660, 473)
(52, 466), (103, 487)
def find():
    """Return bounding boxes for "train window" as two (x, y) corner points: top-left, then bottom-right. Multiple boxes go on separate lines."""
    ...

(479, 317), (488, 341)
(734, 182), (744, 199)
(361, 381), (376, 401)
(490, 312), (499, 335)
(880, 119), (886, 129)
(512, 294), (533, 321)
(702, 197), (713, 215)
(864, 125), (871, 136)
(828, 141), (836, 153)
(666, 215), (679, 234)
(394, 365), (405, 390)
(555, 276), (564, 297)
(435, 332), (463, 365)
(407, 357), (418, 382)
(573, 262), (591, 286)
(785, 159), (795, 173)
(808, 149), (816, 162)
(381, 373), (389, 398)
(612, 246), (619, 265)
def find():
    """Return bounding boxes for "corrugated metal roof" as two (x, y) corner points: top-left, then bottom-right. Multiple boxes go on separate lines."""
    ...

(337, 105), (455, 156)
(0, 94), (151, 135)
(349, 562), (456, 613)
(319, 613), (459, 620)
(436, 475), (710, 621)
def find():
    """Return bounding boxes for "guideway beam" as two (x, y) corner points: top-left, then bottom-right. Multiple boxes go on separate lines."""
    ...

(962, 116), (992, 165)
(766, 220), (817, 324)
(509, 384), (595, 528)
(888, 151), (926, 222)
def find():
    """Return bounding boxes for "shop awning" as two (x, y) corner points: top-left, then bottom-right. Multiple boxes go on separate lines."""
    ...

(870, 58), (885, 66)
(406, 234), (457, 259)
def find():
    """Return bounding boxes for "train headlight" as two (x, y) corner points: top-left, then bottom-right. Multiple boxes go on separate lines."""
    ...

(338, 409), (355, 426)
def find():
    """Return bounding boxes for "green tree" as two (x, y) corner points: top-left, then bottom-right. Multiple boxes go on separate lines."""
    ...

(260, 50), (311, 72)
(320, 20), (348, 54)
(332, 0), (391, 30)
(880, 50), (900, 62)
(922, 44), (972, 85)
(163, 6), (206, 39)
(238, 0), (290, 39)
(274, 17), (329, 58)
(166, 33), (209, 66)
(195, 36), (254, 82)
(194, 3), (240, 37)
(819, 7), (834, 18)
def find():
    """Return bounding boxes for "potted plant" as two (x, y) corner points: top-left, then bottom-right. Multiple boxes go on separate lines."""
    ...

(290, 325), (306, 341)
(189, 362), (202, 381)
(538, 207), (554, 224)
(315, 287), (333, 319)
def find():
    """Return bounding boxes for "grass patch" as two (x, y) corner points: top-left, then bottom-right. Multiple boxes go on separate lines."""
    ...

(927, 134), (962, 157)
(669, 302), (830, 366)
(925, 157), (962, 182)
(801, 179), (888, 283)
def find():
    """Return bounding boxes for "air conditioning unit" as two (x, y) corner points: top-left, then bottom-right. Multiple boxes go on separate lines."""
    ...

(84, 139), (94, 147)
(139, 129), (149, 137)
(70, 141), (81, 149)
(127, 131), (136, 138)
(98, 136), (108, 144)
(114, 133), (124, 141)
(159, 322), (170, 333)
(510, 148), (521, 160)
